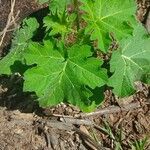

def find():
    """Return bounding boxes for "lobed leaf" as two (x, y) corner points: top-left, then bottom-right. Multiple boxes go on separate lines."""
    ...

(23, 41), (108, 111)
(49, 0), (72, 16)
(0, 18), (39, 75)
(108, 25), (150, 97)
(44, 0), (76, 38)
(80, 0), (136, 52)
(43, 14), (76, 37)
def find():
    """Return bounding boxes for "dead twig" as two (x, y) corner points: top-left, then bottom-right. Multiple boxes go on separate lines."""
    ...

(45, 120), (73, 131)
(52, 114), (74, 118)
(0, 0), (20, 47)
(82, 102), (141, 117)
(47, 101), (143, 120)
(60, 117), (94, 126)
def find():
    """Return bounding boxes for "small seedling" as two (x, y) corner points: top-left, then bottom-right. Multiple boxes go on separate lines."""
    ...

(131, 137), (149, 150)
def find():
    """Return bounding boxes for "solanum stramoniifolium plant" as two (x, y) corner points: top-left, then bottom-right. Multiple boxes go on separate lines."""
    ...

(0, 0), (149, 112)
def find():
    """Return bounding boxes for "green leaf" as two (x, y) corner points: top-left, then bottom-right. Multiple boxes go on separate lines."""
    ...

(0, 18), (39, 75)
(43, 14), (75, 37)
(80, 0), (136, 52)
(44, 0), (76, 38)
(23, 41), (108, 111)
(146, 73), (150, 84)
(108, 25), (150, 97)
(44, 15), (68, 36)
(49, 0), (72, 16)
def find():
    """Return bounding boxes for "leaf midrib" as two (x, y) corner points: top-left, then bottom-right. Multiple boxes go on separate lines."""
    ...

(55, 58), (105, 90)
(100, 10), (124, 21)
(122, 55), (143, 71)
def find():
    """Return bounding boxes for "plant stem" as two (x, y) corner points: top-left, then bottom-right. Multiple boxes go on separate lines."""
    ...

(74, 0), (80, 31)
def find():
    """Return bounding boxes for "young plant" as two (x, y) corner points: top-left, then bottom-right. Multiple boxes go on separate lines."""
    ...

(0, 0), (150, 112)
(131, 137), (149, 150)
(99, 121), (124, 150)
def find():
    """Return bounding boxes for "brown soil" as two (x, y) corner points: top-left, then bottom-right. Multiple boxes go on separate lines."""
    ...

(0, 0), (150, 150)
